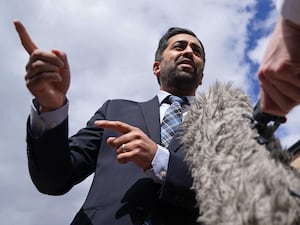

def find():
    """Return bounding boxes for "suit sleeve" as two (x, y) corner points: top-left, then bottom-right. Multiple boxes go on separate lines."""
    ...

(278, 0), (300, 24)
(26, 100), (110, 195)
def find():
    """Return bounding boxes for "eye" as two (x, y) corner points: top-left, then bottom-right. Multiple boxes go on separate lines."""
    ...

(194, 50), (202, 57)
(192, 46), (203, 57)
(173, 44), (185, 50)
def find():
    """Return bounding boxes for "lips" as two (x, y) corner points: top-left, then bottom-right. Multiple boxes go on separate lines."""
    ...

(177, 58), (195, 70)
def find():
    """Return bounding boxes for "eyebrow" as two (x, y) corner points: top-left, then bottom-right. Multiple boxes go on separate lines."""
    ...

(173, 40), (201, 48)
(172, 40), (203, 54)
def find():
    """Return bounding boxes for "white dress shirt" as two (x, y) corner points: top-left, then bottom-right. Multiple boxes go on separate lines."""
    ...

(146, 91), (193, 182)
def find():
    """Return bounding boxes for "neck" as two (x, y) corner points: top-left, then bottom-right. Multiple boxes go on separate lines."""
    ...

(160, 86), (196, 96)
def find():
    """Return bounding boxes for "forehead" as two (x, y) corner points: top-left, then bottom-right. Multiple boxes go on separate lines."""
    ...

(167, 33), (201, 47)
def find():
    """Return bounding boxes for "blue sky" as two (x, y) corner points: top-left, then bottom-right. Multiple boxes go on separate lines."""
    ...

(1, 0), (300, 224)
(246, 0), (275, 97)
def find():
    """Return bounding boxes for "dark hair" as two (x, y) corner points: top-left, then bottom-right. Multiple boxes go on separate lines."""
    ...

(154, 27), (206, 64)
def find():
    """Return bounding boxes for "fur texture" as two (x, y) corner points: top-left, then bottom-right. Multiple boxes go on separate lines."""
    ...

(181, 82), (300, 225)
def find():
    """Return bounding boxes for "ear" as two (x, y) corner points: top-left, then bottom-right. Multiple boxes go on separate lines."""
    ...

(153, 61), (160, 76)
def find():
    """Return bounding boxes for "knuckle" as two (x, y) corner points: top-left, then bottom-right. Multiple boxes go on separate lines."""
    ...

(31, 60), (44, 70)
(24, 73), (29, 81)
(60, 51), (67, 58)
(136, 139), (143, 146)
(115, 121), (123, 127)
(132, 129), (143, 138)
(25, 63), (30, 72)
(30, 49), (42, 58)
(132, 140), (143, 151)
(25, 79), (31, 87)
(132, 131), (141, 138)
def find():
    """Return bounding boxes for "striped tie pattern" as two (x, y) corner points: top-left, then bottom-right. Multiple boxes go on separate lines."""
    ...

(160, 95), (185, 147)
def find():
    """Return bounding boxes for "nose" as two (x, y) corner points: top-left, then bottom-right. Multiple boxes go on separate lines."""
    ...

(183, 45), (193, 54)
(181, 45), (195, 60)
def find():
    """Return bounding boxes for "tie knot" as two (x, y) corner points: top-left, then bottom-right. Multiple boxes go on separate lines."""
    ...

(168, 95), (186, 106)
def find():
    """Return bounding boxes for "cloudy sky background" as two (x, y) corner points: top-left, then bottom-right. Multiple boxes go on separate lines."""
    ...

(1, 0), (300, 224)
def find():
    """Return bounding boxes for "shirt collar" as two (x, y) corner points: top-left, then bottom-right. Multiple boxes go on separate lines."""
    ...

(157, 90), (195, 105)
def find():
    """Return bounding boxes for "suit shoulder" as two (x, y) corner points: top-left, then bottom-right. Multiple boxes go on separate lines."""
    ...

(109, 96), (158, 105)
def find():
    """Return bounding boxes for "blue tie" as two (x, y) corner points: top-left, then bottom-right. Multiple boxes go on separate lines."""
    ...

(160, 95), (186, 147)
(141, 96), (185, 225)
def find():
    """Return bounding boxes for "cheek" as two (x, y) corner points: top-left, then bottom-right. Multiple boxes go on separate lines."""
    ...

(161, 59), (175, 70)
(195, 59), (204, 71)
(165, 51), (180, 61)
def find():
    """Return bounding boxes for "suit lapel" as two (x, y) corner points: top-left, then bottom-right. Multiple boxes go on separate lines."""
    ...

(167, 130), (183, 152)
(139, 96), (161, 144)
(139, 96), (184, 151)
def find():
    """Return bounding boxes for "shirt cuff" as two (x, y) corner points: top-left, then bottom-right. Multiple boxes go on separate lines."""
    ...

(277, 0), (300, 25)
(30, 99), (68, 137)
(145, 144), (170, 183)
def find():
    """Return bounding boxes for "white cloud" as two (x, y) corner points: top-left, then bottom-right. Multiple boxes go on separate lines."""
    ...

(248, 35), (270, 64)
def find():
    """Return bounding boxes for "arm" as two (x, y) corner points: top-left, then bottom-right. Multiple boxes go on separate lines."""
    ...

(15, 20), (77, 194)
(95, 120), (196, 210)
(258, 1), (300, 116)
(27, 101), (110, 195)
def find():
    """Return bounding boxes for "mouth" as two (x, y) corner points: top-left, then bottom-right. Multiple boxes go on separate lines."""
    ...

(177, 58), (195, 70)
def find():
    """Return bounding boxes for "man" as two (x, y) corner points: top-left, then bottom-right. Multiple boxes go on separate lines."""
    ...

(258, 0), (300, 116)
(14, 20), (205, 225)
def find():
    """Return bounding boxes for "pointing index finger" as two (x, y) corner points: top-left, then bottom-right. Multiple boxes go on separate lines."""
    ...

(13, 19), (38, 55)
(95, 120), (134, 134)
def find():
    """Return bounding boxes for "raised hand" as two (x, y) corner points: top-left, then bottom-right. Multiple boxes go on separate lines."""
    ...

(14, 20), (70, 112)
(95, 120), (158, 170)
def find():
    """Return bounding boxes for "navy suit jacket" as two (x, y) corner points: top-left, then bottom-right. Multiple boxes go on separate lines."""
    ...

(26, 96), (200, 225)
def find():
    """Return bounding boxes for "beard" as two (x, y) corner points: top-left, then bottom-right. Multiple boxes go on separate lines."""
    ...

(159, 61), (202, 91)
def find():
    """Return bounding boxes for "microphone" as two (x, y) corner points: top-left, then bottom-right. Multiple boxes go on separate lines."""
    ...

(250, 100), (286, 144)
(181, 82), (300, 225)
(241, 100), (286, 145)
(250, 100), (300, 159)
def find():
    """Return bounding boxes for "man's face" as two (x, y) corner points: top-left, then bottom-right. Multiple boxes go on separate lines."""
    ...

(154, 33), (205, 96)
